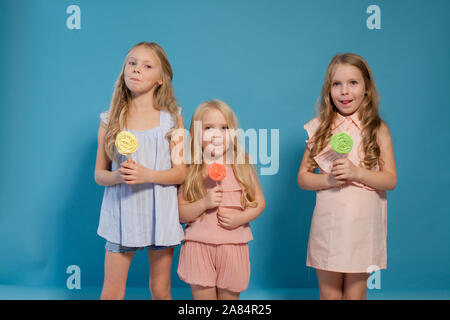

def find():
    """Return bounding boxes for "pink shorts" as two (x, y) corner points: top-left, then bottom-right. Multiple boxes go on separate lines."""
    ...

(177, 241), (251, 293)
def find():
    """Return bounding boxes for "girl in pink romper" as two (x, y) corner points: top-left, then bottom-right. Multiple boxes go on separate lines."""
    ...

(298, 53), (397, 300)
(177, 99), (265, 300)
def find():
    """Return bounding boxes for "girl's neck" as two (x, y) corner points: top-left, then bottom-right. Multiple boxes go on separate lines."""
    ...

(335, 108), (361, 119)
(130, 89), (157, 113)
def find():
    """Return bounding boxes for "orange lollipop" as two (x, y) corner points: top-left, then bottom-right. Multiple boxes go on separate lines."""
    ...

(208, 163), (226, 182)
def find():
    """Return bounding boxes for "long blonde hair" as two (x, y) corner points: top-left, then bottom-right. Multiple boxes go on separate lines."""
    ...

(183, 99), (259, 210)
(309, 53), (383, 170)
(103, 42), (182, 164)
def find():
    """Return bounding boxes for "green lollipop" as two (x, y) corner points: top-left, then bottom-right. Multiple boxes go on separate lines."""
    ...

(331, 132), (353, 154)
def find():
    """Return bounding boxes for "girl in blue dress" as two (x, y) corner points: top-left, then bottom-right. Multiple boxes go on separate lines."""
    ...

(94, 42), (186, 300)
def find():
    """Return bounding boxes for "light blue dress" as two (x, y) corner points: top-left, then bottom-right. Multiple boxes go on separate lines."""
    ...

(97, 109), (184, 247)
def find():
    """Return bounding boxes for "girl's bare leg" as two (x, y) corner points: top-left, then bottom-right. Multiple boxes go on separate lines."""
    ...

(217, 287), (240, 300)
(100, 250), (135, 300)
(148, 247), (175, 300)
(343, 272), (369, 300)
(191, 285), (218, 300)
(316, 268), (344, 300)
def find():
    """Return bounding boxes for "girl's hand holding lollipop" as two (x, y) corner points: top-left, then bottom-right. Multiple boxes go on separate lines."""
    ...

(204, 162), (226, 209)
(115, 131), (147, 185)
(115, 131), (138, 161)
(196, 163), (226, 222)
(330, 132), (359, 182)
(314, 132), (354, 174)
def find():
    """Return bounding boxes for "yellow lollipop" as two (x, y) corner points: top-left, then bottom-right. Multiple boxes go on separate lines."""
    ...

(115, 131), (138, 159)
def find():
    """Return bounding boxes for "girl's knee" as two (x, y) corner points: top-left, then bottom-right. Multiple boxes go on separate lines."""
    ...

(150, 281), (171, 300)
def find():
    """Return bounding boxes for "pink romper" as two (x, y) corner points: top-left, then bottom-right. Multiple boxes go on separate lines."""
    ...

(177, 165), (253, 292)
(304, 113), (387, 273)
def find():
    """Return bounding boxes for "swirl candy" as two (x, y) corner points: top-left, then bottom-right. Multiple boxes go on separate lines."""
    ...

(330, 132), (353, 155)
(115, 131), (138, 156)
(208, 162), (226, 182)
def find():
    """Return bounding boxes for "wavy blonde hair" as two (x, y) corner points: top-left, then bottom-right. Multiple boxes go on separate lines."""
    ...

(309, 53), (383, 170)
(103, 42), (182, 164)
(183, 99), (259, 212)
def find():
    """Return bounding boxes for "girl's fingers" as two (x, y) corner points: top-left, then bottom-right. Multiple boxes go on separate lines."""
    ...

(333, 159), (350, 169)
(217, 209), (224, 216)
(332, 168), (350, 176)
(335, 174), (348, 181)
(333, 159), (345, 166)
(121, 162), (136, 169)
(217, 219), (229, 227)
(331, 170), (341, 176)
(332, 163), (348, 170)
(217, 221), (227, 228)
(334, 173), (346, 179)
(119, 168), (134, 175)
(121, 174), (135, 181)
(217, 212), (229, 221)
(332, 169), (344, 176)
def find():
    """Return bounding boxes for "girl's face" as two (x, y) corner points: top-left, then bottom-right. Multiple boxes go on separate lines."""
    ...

(124, 46), (163, 95)
(330, 63), (366, 117)
(201, 108), (232, 161)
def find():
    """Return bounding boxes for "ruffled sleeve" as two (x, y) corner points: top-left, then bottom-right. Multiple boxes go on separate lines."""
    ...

(304, 117), (320, 150)
(166, 107), (182, 129)
(99, 110), (109, 125)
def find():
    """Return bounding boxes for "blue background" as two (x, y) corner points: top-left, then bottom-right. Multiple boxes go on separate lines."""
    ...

(0, 0), (449, 299)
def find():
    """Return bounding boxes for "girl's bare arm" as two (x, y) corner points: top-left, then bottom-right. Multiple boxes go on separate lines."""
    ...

(94, 122), (123, 187)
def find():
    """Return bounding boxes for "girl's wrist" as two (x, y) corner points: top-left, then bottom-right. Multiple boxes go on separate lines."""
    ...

(324, 173), (334, 189)
(114, 170), (123, 185)
(238, 212), (248, 226)
(199, 197), (208, 212)
(354, 166), (364, 183)
(145, 168), (154, 183)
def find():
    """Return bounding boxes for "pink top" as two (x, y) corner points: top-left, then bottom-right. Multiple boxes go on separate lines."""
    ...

(304, 113), (387, 273)
(183, 165), (253, 245)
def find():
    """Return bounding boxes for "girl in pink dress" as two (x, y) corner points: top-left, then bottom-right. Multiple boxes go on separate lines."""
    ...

(177, 99), (265, 300)
(297, 53), (397, 300)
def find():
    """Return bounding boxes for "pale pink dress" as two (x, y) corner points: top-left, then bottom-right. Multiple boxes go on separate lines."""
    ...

(304, 113), (387, 273)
